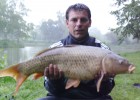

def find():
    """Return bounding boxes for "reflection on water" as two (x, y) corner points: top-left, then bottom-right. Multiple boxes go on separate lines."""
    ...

(20, 46), (45, 61)
(6, 46), (46, 66)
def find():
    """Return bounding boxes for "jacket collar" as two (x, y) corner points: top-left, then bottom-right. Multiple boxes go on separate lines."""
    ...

(67, 33), (90, 45)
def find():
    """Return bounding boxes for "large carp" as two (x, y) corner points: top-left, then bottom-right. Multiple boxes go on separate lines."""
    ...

(0, 45), (135, 95)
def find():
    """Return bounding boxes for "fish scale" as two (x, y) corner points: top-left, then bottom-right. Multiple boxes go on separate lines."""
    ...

(19, 46), (107, 79)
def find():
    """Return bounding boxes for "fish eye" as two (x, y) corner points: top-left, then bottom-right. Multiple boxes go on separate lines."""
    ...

(119, 60), (123, 64)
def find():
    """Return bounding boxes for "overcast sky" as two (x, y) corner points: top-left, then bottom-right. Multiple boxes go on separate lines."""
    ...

(24, 0), (117, 34)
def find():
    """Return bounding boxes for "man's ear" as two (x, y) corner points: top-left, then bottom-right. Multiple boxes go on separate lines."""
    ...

(89, 19), (92, 27)
(66, 20), (69, 28)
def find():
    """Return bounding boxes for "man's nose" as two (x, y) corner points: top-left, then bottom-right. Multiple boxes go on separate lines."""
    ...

(76, 20), (82, 26)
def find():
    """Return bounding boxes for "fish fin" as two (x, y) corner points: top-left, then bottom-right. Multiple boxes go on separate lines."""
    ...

(0, 64), (28, 96)
(32, 73), (43, 80)
(96, 54), (108, 92)
(64, 45), (78, 47)
(102, 57), (107, 75)
(96, 71), (104, 92)
(65, 79), (80, 89)
(34, 45), (80, 57)
(34, 47), (60, 57)
(13, 74), (28, 96)
(34, 48), (49, 57)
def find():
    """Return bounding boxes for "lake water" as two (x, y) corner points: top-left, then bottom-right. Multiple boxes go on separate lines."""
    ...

(4, 46), (46, 66)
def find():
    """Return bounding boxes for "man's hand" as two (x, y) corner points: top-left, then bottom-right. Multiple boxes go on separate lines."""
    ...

(103, 73), (116, 81)
(44, 64), (64, 80)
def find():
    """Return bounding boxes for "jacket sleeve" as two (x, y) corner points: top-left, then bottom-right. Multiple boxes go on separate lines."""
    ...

(44, 76), (67, 96)
(99, 78), (115, 95)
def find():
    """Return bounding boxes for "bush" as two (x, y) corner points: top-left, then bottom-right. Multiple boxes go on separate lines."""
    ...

(0, 49), (7, 69)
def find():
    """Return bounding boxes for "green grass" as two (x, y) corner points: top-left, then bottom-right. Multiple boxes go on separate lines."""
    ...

(0, 77), (47, 100)
(110, 51), (140, 100)
(0, 51), (140, 100)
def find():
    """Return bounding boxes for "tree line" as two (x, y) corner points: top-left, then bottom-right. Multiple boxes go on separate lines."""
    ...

(0, 0), (139, 48)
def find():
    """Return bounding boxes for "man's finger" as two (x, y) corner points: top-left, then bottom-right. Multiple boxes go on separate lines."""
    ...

(54, 65), (59, 79)
(59, 70), (64, 78)
(44, 67), (49, 77)
(49, 64), (54, 79)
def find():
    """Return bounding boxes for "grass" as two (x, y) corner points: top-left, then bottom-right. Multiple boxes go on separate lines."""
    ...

(110, 51), (140, 100)
(0, 51), (140, 100)
(0, 77), (47, 100)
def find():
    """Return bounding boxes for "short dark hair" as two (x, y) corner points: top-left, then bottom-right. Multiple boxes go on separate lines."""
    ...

(65, 3), (91, 20)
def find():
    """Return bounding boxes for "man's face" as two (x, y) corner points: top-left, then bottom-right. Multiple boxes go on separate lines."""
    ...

(66, 10), (91, 40)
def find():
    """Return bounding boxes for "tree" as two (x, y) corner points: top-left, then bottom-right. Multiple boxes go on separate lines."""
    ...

(39, 12), (68, 44)
(0, 0), (34, 47)
(114, 0), (128, 6)
(105, 32), (119, 45)
(0, 0), (34, 65)
(110, 0), (140, 43)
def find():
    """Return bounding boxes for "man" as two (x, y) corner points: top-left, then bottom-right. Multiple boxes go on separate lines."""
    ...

(41, 3), (115, 100)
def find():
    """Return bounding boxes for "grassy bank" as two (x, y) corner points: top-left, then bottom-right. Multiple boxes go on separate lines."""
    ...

(111, 51), (140, 100)
(0, 51), (140, 100)
(0, 77), (47, 100)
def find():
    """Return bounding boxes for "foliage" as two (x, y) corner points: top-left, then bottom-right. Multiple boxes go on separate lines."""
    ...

(0, 49), (7, 68)
(111, 0), (140, 43)
(105, 31), (139, 45)
(105, 32), (119, 44)
(114, 0), (129, 6)
(38, 12), (68, 43)
(0, 0), (34, 47)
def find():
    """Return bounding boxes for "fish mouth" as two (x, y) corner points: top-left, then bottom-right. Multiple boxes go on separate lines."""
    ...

(128, 65), (135, 73)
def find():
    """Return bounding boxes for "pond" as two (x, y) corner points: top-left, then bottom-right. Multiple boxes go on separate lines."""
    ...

(3, 46), (47, 66)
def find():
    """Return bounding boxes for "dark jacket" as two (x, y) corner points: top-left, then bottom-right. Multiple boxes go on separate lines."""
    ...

(44, 34), (115, 99)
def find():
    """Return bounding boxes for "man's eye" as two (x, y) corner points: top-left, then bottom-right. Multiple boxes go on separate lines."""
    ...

(72, 18), (77, 22)
(81, 18), (88, 22)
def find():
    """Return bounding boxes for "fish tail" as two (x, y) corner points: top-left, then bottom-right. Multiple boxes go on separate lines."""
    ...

(0, 64), (19, 79)
(0, 64), (28, 96)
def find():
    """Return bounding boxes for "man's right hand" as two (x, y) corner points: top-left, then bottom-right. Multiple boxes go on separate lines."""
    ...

(44, 64), (64, 80)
